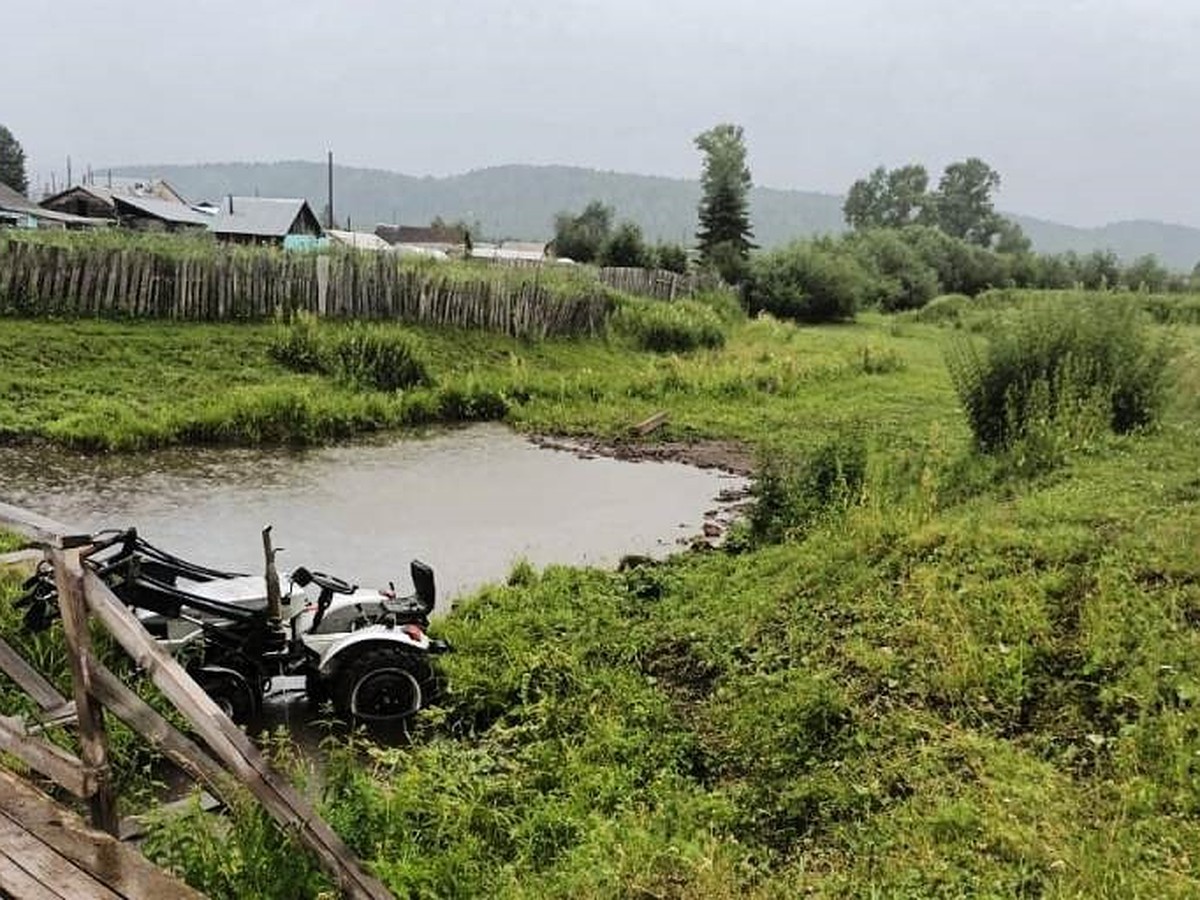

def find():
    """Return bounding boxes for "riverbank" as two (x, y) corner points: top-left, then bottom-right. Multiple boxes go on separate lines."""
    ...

(0, 311), (960, 455)
(2, 294), (1199, 897)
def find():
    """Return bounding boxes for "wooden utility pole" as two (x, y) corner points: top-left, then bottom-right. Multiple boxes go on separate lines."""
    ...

(327, 150), (334, 229)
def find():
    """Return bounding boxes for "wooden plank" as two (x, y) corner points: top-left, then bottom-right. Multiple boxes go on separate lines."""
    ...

(119, 792), (222, 842)
(86, 661), (237, 801)
(82, 571), (393, 900)
(0, 844), (63, 900)
(0, 769), (206, 899)
(0, 637), (69, 712)
(52, 549), (118, 837)
(0, 500), (88, 548)
(0, 715), (91, 797)
(0, 809), (122, 899)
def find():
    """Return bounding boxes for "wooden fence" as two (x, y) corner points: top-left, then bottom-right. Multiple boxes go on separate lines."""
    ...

(596, 266), (720, 301)
(0, 501), (394, 900)
(0, 240), (611, 339)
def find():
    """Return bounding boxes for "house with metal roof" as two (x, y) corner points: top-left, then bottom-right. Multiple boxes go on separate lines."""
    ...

(327, 229), (392, 252)
(0, 182), (107, 230)
(211, 197), (324, 245)
(41, 179), (188, 219)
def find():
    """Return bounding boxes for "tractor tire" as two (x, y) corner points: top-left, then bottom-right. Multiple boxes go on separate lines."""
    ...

(192, 667), (261, 725)
(331, 647), (430, 725)
(305, 670), (330, 711)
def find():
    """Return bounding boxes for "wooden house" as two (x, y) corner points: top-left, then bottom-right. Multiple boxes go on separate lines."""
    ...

(211, 197), (324, 245)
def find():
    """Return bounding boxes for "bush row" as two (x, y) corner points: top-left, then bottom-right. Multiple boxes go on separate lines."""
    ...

(741, 225), (1200, 324)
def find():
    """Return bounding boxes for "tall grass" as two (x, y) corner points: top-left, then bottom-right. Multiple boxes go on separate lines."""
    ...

(946, 296), (1174, 453)
(269, 315), (431, 391)
(609, 298), (727, 352)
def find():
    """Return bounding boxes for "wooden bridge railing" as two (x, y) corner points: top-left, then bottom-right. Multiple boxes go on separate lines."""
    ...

(0, 501), (394, 900)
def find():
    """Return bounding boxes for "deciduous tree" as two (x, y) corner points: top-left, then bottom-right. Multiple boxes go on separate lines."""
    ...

(931, 157), (1002, 246)
(552, 201), (613, 263)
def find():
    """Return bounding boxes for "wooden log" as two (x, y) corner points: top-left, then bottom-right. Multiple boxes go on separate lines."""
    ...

(81, 571), (394, 900)
(52, 549), (119, 837)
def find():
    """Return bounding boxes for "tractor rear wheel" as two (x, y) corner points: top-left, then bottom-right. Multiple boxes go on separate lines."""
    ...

(331, 647), (428, 724)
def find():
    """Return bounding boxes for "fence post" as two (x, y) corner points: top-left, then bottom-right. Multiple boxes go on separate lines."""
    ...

(51, 547), (119, 837)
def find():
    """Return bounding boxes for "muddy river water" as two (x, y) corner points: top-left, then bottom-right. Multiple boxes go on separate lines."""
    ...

(0, 424), (747, 610)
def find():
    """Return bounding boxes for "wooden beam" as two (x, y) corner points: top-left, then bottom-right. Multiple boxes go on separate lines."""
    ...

(85, 661), (236, 801)
(52, 549), (119, 837)
(0, 500), (89, 549)
(0, 715), (91, 798)
(82, 570), (393, 900)
(0, 637), (69, 712)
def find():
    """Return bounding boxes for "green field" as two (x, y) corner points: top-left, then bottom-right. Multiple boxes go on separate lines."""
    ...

(1, 292), (1198, 897)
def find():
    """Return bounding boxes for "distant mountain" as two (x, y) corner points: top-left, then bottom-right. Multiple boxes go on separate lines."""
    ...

(113, 161), (1200, 270)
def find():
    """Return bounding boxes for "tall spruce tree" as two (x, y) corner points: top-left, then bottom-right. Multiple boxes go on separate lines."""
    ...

(0, 125), (28, 195)
(695, 123), (755, 282)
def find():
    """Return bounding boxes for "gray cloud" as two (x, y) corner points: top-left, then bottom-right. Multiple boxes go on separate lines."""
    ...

(5, 0), (1198, 226)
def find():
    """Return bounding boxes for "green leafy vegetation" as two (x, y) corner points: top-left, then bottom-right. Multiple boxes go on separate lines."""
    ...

(0, 291), (1198, 897)
(945, 296), (1174, 453)
(269, 315), (432, 391)
(609, 298), (726, 352)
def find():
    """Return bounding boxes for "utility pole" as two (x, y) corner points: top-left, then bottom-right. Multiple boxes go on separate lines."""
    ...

(66, 156), (72, 188)
(327, 150), (334, 230)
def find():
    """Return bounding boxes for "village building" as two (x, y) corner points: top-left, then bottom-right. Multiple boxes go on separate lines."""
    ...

(470, 240), (552, 263)
(326, 229), (392, 252)
(211, 197), (324, 246)
(41, 178), (187, 216)
(0, 181), (107, 230)
(374, 223), (467, 256)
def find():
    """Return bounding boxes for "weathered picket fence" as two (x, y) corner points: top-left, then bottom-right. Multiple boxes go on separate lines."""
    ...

(0, 240), (612, 339)
(597, 266), (719, 301)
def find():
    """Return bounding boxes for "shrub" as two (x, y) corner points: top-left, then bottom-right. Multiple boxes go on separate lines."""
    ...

(654, 243), (690, 274)
(328, 324), (431, 392)
(610, 299), (726, 352)
(598, 221), (649, 268)
(750, 432), (867, 544)
(269, 316), (431, 391)
(743, 242), (867, 323)
(846, 229), (940, 311)
(946, 296), (1174, 453)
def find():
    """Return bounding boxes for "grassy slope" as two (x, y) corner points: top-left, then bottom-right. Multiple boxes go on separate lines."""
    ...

(1, 302), (1198, 897)
(0, 314), (959, 453)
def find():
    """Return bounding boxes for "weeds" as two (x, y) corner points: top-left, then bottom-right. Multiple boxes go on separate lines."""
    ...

(270, 315), (431, 391)
(946, 295), (1174, 453)
(749, 432), (868, 544)
(609, 298), (727, 352)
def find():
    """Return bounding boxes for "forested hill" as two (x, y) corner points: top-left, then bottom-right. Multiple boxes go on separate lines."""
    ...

(114, 161), (1200, 269)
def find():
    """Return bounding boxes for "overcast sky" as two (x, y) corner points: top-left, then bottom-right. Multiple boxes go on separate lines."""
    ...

(5, 0), (1198, 227)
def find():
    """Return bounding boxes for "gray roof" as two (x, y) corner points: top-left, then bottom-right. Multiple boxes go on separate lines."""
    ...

(212, 197), (317, 237)
(0, 181), (107, 226)
(0, 182), (36, 212)
(113, 194), (210, 226)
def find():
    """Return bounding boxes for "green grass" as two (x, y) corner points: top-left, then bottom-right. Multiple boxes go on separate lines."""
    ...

(0, 312), (963, 452)
(1, 293), (1198, 897)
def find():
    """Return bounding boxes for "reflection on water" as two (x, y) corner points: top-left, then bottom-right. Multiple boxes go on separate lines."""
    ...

(0, 425), (745, 609)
